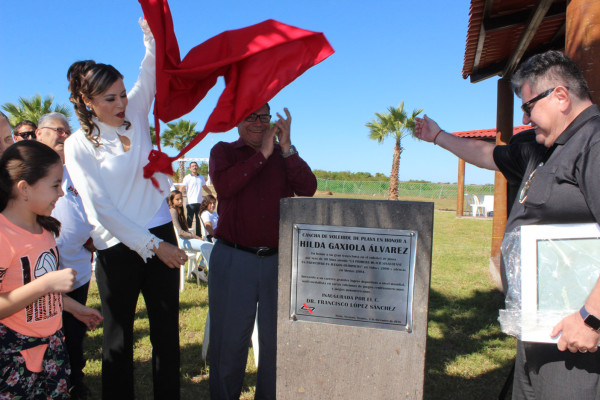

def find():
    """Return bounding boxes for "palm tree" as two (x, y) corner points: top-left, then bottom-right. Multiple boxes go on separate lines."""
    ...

(366, 102), (423, 200)
(149, 125), (157, 147)
(2, 94), (72, 125)
(161, 119), (198, 182)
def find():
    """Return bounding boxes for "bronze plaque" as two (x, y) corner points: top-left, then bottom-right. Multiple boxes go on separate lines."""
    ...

(290, 224), (416, 331)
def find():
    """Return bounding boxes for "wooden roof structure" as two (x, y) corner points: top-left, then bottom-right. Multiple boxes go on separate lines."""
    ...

(462, 0), (567, 83)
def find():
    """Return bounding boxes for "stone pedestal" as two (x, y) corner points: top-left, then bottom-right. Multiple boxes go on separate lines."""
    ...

(276, 198), (434, 399)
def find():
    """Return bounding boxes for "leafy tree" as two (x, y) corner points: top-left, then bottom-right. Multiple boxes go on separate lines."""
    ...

(312, 170), (388, 182)
(198, 162), (209, 177)
(161, 119), (198, 182)
(2, 94), (72, 126)
(366, 102), (423, 200)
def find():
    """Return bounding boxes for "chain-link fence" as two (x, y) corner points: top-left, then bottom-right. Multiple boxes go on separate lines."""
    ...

(316, 178), (494, 199)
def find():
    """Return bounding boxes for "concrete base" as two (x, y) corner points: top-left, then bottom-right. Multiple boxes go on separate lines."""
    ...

(276, 198), (434, 399)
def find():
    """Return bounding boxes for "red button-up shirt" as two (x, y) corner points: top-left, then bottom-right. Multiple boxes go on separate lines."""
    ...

(209, 138), (317, 248)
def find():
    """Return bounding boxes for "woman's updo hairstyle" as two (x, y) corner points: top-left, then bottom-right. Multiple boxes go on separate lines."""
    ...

(0, 140), (62, 236)
(67, 60), (130, 147)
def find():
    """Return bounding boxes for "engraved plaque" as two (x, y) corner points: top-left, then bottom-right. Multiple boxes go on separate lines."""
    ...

(290, 224), (417, 331)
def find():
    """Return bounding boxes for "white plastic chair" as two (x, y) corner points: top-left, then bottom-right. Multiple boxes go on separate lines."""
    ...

(176, 235), (201, 292)
(201, 241), (260, 366)
(199, 241), (213, 274)
(469, 194), (485, 217)
(200, 217), (209, 242)
(482, 195), (494, 216)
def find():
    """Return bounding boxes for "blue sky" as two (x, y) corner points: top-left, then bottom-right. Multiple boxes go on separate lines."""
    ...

(1, 0), (528, 184)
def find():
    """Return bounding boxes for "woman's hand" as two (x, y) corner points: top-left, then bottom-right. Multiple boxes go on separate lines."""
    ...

(139, 17), (154, 49)
(139, 17), (153, 38)
(153, 241), (188, 269)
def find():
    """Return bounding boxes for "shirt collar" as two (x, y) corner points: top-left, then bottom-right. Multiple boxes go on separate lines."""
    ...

(554, 104), (600, 146)
(92, 116), (129, 137)
(233, 137), (251, 149)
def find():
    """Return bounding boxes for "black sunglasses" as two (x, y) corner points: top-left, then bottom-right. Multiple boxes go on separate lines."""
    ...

(521, 86), (568, 117)
(14, 131), (36, 139)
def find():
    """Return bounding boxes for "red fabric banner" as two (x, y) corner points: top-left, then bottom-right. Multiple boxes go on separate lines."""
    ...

(138, 0), (335, 182)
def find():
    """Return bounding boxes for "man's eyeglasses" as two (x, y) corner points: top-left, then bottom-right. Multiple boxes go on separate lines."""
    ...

(521, 87), (568, 117)
(14, 131), (36, 139)
(40, 126), (71, 136)
(245, 113), (271, 123)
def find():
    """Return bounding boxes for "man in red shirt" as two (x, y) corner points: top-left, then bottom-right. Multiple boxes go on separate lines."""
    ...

(208, 104), (317, 399)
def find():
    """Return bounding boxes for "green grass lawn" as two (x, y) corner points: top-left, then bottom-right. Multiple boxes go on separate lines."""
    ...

(80, 207), (515, 399)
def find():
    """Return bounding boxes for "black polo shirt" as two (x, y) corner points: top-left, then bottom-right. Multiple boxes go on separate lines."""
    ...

(494, 105), (600, 233)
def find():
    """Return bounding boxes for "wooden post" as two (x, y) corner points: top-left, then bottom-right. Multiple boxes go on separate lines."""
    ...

(457, 158), (466, 217)
(566, 0), (600, 105)
(490, 77), (513, 289)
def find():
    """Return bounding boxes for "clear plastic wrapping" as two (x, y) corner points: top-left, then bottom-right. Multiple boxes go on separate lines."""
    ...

(497, 224), (600, 342)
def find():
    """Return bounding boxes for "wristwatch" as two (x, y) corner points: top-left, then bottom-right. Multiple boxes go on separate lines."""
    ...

(579, 305), (600, 331)
(282, 145), (298, 158)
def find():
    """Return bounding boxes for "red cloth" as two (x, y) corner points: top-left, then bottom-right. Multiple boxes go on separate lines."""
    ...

(138, 0), (334, 182)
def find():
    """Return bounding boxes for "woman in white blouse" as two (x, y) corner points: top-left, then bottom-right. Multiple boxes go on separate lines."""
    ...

(64, 19), (186, 400)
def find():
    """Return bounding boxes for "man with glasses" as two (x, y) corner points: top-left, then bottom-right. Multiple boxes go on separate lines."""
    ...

(415, 50), (600, 399)
(37, 112), (96, 400)
(208, 104), (316, 399)
(0, 112), (14, 156)
(13, 120), (37, 141)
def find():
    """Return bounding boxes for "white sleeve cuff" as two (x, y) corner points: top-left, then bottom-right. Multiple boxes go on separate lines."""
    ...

(137, 235), (163, 263)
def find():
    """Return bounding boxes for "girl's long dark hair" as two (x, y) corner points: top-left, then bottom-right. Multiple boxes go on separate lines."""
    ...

(199, 195), (216, 215)
(168, 190), (190, 232)
(0, 141), (62, 236)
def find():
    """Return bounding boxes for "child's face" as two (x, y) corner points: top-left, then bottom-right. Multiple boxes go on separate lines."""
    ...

(27, 162), (64, 216)
(172, 193), (183, 208)
(208, 201), (216, 212)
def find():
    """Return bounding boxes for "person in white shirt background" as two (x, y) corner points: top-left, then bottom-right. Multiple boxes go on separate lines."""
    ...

(181, 161), (213, 236)
(36, 112), (96, 399)
(64, 19), (186, 400)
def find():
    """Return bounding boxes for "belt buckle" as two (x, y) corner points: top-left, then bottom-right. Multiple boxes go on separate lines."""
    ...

(256, 247), (270, 257)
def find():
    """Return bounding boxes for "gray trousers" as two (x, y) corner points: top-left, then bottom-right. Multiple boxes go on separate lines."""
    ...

(512, 340), (600, 399)
(208, 241), (278, 400)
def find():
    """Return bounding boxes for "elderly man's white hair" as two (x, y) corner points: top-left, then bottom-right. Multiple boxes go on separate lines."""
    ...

(38, 112), (70, 128)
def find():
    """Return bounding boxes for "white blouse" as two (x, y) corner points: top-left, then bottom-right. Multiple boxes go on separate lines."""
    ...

(64, 31), (171, 261)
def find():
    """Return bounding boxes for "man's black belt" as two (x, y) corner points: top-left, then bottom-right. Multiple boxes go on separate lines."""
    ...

(218, 238), (278, 257)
